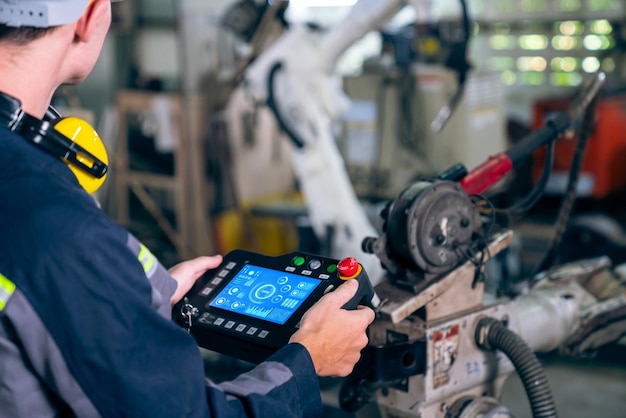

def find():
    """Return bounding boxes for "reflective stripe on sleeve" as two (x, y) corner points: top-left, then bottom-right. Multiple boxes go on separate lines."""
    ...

(0, 273), (16, 311)
(137, 243), (157, 277)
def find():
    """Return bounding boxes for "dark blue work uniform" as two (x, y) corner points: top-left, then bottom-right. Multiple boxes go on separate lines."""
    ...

(0, 126), (322, 417)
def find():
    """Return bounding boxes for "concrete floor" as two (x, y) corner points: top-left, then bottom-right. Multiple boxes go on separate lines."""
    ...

(204, 353), (626, 417)
(315, 351), (626, 418)
(501, 354), (626, 418)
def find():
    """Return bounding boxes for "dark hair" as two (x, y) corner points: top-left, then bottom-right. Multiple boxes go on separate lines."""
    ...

(0, 25), (55, 45)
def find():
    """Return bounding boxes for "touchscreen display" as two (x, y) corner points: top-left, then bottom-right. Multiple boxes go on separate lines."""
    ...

(209, 264), (323, 325)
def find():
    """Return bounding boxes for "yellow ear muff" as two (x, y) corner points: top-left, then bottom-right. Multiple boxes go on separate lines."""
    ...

(53, 117), (109, 195)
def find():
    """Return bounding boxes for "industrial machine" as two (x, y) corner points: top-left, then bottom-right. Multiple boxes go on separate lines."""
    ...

(334, 72), (626, 418)
(215, 1), (626, 417)
(182, 66), (626, 417)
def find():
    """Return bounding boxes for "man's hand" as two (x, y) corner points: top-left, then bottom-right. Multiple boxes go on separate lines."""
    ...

(168, 255), (223, 306)
(289, 279), (375, 377)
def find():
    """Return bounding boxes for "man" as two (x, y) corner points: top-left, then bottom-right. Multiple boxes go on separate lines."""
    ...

(0, 0), (375, 416)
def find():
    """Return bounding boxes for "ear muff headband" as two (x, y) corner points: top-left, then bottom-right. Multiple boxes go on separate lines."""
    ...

(0, 92), (109, 194)
(22, 114), (108, 194)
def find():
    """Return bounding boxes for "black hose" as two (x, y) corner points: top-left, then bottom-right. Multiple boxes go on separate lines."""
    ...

(503, 141), (554, 218)
(475, 317), (558, 418)
(534, 97), (598, 274)
(266, 61), (305, 148)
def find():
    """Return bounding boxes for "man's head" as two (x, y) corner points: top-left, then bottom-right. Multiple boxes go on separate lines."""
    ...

(0, 0), (114, 108)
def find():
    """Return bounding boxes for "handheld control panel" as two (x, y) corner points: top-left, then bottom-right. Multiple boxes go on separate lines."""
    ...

(175, 249), (377, 363)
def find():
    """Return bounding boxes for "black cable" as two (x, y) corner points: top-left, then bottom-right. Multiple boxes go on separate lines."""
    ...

(497, 141), (555, 219)
(453, 234), (490, 289)
(396, 70), (424, 154)
(266, 61), (305, 148)
(431, 0), (471, 132)
(472, 194), (497, 237)
(452, 194), (495, 288)
(534, 97), (598, 274)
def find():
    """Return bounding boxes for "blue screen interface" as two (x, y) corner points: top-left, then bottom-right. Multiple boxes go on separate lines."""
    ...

(209, 264), (323, 325)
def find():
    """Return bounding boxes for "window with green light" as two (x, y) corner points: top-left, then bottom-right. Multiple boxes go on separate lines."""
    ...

(493, 22), (511, 35)
(555, 20), (584, 35)
(551, 57), (579, 72)
(521, 0), (548, 12)
(550, 72), (583, 86)
(487, 57), (515, 71)
(517, 56), (547, 72)
(469, 0), (486, 14)
(602, 57), (616, 72)
(588, 0), (619, 11)
(500, 71), (517, 86)
(590, 19), (612, 35)
(582, 57), (601, 73)
(496, 0), (517, 13)
(490, 34), (515, 50)
(560, 0), (582, 11)
(583, 34), (613, 50)
(519, 34), (549, 50)
(552, 35), (582, 50)
(520, 72), (545, 85)
(472, 9), (618, 90)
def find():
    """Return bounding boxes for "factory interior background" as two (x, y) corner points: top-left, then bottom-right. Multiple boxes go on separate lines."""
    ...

(59, 0), (626, 416)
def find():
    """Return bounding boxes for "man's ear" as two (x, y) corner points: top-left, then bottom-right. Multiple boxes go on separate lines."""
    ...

(74, 0), (107, 42)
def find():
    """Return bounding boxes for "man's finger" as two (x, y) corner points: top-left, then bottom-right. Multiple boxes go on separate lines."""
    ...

(356, 305), (376, 323)
(320, 279), (359, 308)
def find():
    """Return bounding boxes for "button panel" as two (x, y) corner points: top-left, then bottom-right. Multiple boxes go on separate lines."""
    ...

(197, 262), (239, 298)
(283, 254), (340, 280)
(196, 313), (271, 342)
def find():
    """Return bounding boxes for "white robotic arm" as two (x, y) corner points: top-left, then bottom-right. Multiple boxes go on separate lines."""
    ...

(244, 0), (417, 284)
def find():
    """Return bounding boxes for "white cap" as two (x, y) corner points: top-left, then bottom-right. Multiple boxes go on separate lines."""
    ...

(0, 0), (90, 28)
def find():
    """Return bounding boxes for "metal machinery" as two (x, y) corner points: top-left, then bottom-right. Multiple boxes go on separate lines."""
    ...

(223, 1), (626, 416)
(337, 72), (626, 418)
(341, 66), (506, 200)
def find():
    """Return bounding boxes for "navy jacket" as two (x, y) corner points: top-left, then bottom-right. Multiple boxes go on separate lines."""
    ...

(0, 125), (322, 417)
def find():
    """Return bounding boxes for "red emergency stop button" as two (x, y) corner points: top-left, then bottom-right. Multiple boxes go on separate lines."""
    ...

(338, 257), (360, 279)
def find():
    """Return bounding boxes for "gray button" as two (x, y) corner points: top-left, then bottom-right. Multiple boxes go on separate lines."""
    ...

(235, 324), (246, 332)
(308, 259), (322, 270)
(258, 330), (269, 339)
(218, 269), (229, 277)
(302, 270), (312, 276)
(226, 262), (237, 269)
(285, 266), (296, 272)
(211, 277), (223, 285)
(198, 314), (212, 325)
(319, 274), (329, 279)
(200, 286), (213, 296)
(224, 321), (236, 329)
(214, 317), (225, 326)
(247, 327), (258, 335)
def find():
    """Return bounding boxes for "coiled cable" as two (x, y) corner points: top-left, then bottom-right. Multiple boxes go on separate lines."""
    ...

(475, 317), (558, 418)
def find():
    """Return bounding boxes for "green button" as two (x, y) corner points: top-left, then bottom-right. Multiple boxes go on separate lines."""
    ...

(293, 256), (306, 267)
(326, 264), (337, 274)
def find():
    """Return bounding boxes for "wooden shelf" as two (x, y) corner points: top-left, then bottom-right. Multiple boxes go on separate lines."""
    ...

(112, 89), (215, 261)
